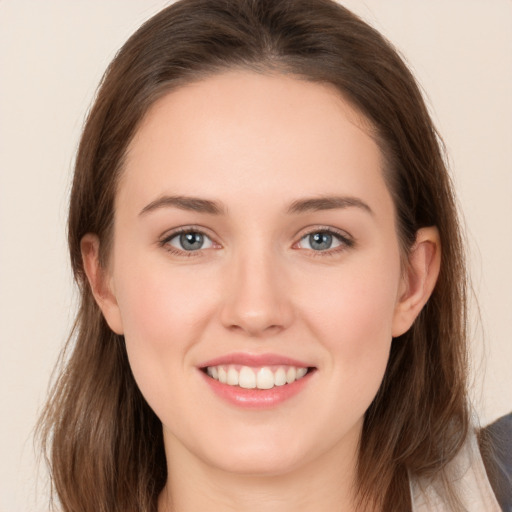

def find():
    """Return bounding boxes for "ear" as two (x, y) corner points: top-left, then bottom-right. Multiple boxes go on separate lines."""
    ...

(392, 227), (441, 337)
(81, 234), (124, 335)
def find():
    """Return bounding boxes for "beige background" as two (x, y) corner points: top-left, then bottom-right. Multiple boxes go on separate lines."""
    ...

(0, 1), (511, 510)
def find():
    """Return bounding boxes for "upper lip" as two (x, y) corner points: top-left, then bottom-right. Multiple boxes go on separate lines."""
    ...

(199, 352), (312, 368)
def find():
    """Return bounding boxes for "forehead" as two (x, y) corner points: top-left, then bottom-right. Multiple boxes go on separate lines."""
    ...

(120, 70), (390, 216)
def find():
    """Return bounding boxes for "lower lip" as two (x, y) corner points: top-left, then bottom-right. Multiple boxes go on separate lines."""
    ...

(200, 370), (315, 409)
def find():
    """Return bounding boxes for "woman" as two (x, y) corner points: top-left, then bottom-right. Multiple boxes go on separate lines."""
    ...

(37, 0), (506, 510)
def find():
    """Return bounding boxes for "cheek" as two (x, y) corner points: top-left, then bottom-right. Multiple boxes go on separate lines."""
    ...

(114, 248), (218, 338)
(298, 253), (401, 397)
(302, 255), (400, 342)
(111, 253), (219, 401)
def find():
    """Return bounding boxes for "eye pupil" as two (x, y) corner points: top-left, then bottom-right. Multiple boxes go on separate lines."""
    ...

(309, 232), (332, 250)
(180, 232), (204, 250)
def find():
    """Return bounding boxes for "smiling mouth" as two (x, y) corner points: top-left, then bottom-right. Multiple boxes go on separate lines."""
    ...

(201, 365), (315, 390)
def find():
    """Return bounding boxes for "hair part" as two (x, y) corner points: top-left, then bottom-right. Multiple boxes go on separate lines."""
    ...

(38, 1), (470, 511)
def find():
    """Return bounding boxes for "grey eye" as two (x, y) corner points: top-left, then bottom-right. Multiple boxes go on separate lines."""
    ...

(169, 232), (213, 251)
(298, 231), (343, 251)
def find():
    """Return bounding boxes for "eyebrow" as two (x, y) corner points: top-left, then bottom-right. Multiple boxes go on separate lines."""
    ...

(139, 194), (373, 217)
(286, 196), (373, 215)
(139, 195), (226, 216)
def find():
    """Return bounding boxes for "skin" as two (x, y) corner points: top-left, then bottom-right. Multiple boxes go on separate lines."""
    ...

(82, 71), (441, 511)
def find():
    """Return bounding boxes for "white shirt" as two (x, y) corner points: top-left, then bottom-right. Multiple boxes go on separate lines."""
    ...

(410, 432), (501, 511)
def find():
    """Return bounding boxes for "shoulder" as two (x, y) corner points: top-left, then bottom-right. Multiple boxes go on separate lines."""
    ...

(479, 412), (512, 512)
(411, 428), (502, 511)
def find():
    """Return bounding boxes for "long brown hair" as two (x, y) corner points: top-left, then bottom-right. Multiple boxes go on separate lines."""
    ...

(38, 1), (469, 510)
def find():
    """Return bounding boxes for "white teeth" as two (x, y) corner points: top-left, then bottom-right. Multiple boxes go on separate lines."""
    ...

(227, 367), (239, 386)
(274, 367), (287, 386)
(256, 367), (274, 389)
(205, 364), (310, 389)
(296, 367), (307, 379)
(239, 366), (256, 389)
(286, 366), (296, 384)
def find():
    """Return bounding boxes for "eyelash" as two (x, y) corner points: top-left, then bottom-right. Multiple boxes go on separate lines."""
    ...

(158, 226), (354, 258)
(295, 226), (354, 257)
(159, 227), (215, 258)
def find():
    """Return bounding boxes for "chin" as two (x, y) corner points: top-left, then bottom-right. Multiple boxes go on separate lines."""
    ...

(196, 429), (318, 477)
(210, 451), (305, 477)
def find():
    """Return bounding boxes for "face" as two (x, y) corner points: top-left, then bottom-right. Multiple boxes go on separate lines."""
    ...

(93, 71), (414, 476)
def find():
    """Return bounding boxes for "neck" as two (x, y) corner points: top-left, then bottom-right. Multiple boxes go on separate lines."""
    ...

(158, 427), (368, 512)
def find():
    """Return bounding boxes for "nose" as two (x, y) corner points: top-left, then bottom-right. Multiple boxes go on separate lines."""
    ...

(219, 248), (294, 337)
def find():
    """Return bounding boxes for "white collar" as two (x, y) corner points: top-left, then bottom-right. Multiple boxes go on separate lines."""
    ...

(410, 431), (501, 511)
